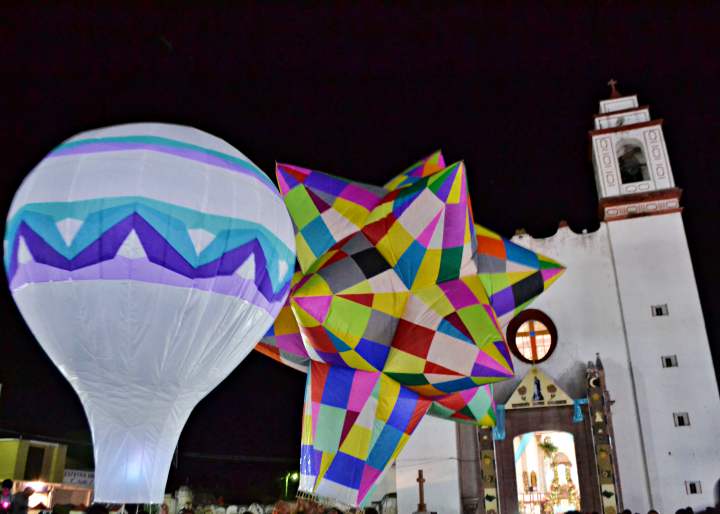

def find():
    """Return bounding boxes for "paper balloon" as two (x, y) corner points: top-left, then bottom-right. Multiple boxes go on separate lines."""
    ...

(4, 124), (295, 503)
(256, 151), (564, 506)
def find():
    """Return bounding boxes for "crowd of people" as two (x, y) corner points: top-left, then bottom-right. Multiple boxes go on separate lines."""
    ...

(1, 480), (33, 514)
(270, 499), (376, 514)
(562, 509), (720, 514)
(3, 479), (719, 514)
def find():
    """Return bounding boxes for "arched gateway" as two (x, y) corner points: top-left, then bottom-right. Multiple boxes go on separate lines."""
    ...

(472, 360), (621, 514)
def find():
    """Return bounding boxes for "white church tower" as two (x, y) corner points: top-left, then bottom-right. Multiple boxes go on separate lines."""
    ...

(590, 80), (720, 511)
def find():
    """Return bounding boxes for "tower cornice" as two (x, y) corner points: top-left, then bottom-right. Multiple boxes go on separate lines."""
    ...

(599, 187), (682, 222)
(589, 119), (663, 137)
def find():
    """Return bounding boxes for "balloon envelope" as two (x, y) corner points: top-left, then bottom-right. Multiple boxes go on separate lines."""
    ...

(4, 123), (295, 503)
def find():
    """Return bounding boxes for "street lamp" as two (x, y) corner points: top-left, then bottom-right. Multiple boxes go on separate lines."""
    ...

(283, 471), (299, 499)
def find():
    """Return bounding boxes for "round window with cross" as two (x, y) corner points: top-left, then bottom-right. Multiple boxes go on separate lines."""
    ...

(506, 309), (558, 364)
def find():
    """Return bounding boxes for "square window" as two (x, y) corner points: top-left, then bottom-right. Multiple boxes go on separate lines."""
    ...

(685, 481), (702, 495)
(661, 355), (678, 368)
(651, 304), (669, 316)
(673, 412), (690, 427)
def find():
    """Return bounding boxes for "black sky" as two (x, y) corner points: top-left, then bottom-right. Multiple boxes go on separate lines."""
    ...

(1, 3), (719, 502)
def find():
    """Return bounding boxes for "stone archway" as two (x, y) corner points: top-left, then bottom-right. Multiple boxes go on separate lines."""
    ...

(495, 404), (601, 514)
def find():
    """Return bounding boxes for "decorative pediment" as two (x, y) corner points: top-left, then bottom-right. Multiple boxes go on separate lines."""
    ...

(505, 367), (573, 410)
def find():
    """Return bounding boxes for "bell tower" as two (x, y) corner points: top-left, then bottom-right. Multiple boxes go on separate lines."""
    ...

(590, 80), (681, 221)
(590, 81), (720, 512)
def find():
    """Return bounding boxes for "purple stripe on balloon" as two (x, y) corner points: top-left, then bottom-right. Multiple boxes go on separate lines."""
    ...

(489, 287), (515, 317)
(303, 171), (348, 196)
(471, 361), (513, 378)
(340, 184), (380, 210)
(300, 444), (323, 479)
(494, 340), (514, 371)
(474, 349), (511, 374)
(10, 258), (287, 316)
(275, 332), (310, 359)
(541, 267), (562, 282)
(435, 167), (456, 200)
(12, 215), (287, 303)
(50, 142), (278, 193)
(443, 203), (466, 247)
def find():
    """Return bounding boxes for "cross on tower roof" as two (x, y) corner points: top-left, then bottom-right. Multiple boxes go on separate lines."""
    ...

(607, 79), (621, 98)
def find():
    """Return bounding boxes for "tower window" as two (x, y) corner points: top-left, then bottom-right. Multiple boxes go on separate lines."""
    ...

(651, 304), (669, 316)
(673, 412), (690, 427)
(617, 140), (649, 184)
(685, 481), (702, 495)
(661, 355), (678, 368)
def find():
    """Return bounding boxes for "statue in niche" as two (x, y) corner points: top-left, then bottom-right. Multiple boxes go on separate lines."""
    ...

(532, 376), (544, 401)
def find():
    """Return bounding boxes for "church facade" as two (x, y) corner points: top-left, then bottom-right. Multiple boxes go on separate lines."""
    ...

(379, 88), (720, 514)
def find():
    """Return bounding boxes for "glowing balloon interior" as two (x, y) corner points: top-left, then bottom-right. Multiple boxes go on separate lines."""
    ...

(4, 124), (295, 503)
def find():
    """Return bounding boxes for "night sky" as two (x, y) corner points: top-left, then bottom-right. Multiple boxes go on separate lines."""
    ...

(1, 3), (719, 503)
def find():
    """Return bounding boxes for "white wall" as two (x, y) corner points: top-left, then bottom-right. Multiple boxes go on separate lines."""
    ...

(396, 416), (462, 514)
(502, 224), (653, 512)
(608, 212), (720, 512)
(364, 462), (397, 506)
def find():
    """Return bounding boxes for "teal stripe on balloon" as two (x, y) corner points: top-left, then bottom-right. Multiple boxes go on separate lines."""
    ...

(50, 135), (276, 190)
(5, 197), (294, 291)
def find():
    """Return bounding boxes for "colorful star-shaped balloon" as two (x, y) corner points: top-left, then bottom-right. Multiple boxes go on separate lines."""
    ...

(256, 152), (564, 506)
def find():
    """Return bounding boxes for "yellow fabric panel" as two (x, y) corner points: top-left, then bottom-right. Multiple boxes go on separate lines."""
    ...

(411, 249), (442, 289)
(333, 197), (370, 228)
(365, 201), (393, 224)
(474, 223), (502, 240)
(383, 348), (427, 374)
(383, 174), (406, 191)
(413, 285), (454, 317)
(479, 344), (514, 373)
(274, 305), (300, 335)
(338, 280), (373, 295)
(446, 163), (465, 204)
(295, 234), (317, 274)
(376, 375), (401, 422)
(505, 271), (537, 285)
(340, 350), (378, 372)
(297, 273), (333, 296)
(371, 291), (410, 317)
(460, 275), (492, 304)
(376, 222), (414, 266)
(316, 451), (335, 490)
(339, 425), (373, 460)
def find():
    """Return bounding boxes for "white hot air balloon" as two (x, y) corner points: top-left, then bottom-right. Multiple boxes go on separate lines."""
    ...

(4, 124), (295, 503)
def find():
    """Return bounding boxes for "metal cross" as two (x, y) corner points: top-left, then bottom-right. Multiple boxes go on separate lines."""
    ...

(607, 79), (620, 98)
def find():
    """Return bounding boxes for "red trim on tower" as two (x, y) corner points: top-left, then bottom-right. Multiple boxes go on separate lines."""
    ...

(599, 187), (683, 221)
(589, 118), (663, 137)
